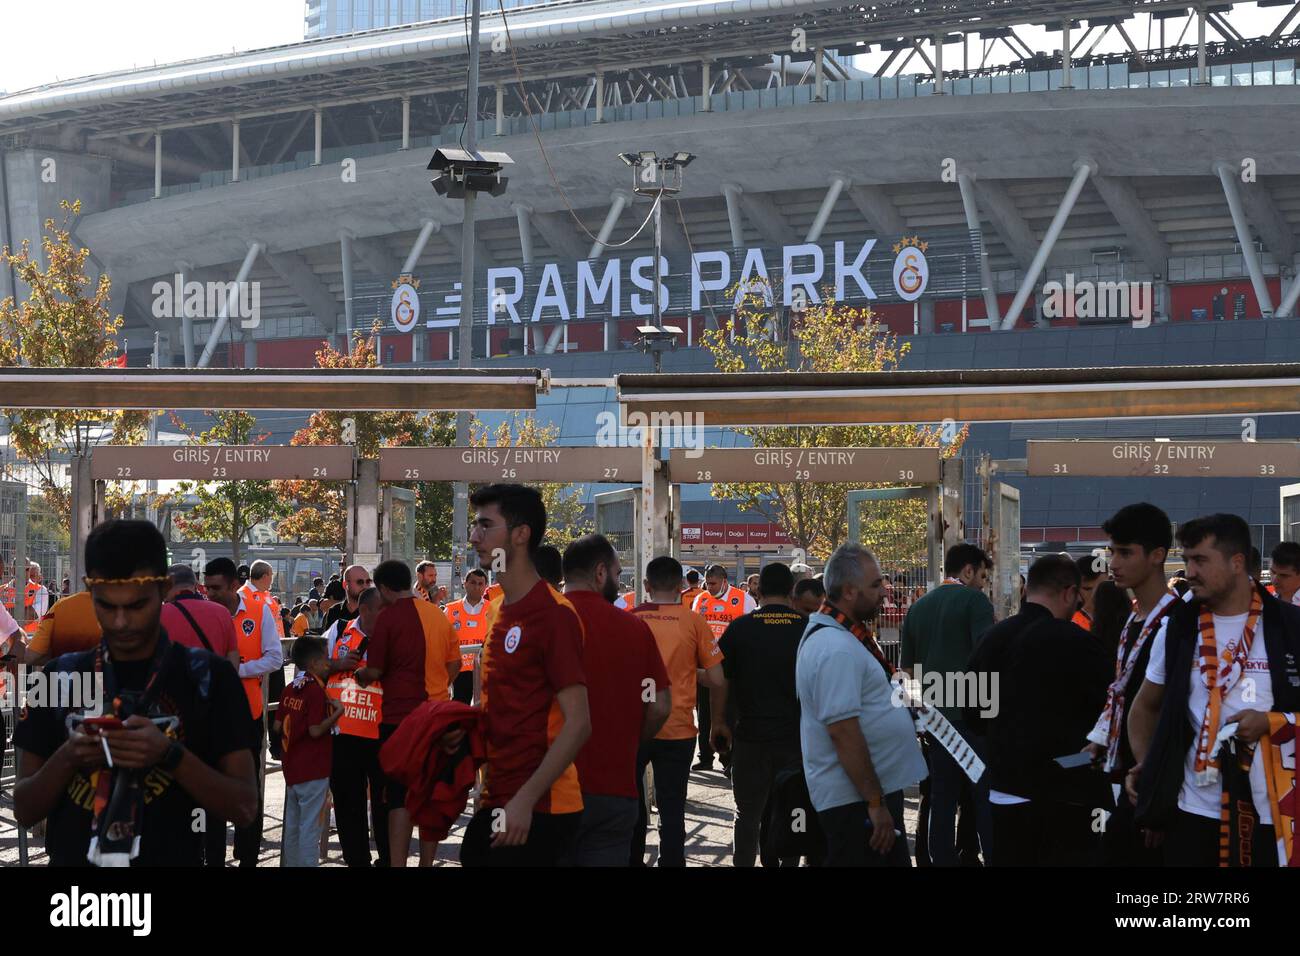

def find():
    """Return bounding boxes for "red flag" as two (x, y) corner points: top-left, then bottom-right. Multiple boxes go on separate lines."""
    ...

(102, 354), (127, 368)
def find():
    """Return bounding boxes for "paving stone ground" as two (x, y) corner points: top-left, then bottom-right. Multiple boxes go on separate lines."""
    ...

(1, 757), (922, 867)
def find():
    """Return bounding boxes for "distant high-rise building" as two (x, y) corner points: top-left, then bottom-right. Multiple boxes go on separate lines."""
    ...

(305, 0), (556, 38)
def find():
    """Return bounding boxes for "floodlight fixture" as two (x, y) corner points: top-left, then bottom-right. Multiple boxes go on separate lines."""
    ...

(428, 146), (514, 198)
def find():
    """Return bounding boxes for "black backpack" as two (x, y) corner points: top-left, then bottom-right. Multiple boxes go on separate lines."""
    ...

(760, 765), (827, 865)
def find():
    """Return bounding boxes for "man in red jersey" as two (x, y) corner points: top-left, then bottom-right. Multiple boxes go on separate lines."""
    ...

(446, 484), (591, 867)
(561, 534), (671, 866)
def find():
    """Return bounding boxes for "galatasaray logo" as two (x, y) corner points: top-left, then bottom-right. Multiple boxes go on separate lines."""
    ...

(891, 236), (929, 302)
(391, 276), (421, 333)
(504, 626), (522, 654)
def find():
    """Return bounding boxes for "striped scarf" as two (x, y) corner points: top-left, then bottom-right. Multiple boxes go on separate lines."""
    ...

(1095, 590), (1178, 773)
(1194, 589), (1263, 786)
(818, 601), (894, 676)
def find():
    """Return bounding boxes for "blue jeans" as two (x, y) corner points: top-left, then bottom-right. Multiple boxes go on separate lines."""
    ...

(281, 777), (330, 867)
(926, 725), (992, 866)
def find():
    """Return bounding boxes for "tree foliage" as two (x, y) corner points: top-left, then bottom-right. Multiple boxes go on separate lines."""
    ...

(0, 200), (151, 527)
(274, 327), (454, 554)
(469, 414), (594, 552)
(699, 288), (967, 565)
(169, 410), (290, 565)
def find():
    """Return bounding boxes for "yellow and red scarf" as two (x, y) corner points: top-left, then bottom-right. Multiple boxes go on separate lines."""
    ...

(1095, 590), (1178, 773)
(1194, 589), (1263, 786)
(818, 601), (894, 676)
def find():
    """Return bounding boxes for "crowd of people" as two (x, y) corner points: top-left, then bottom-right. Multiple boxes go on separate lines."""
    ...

(4, 484), (1300, 868)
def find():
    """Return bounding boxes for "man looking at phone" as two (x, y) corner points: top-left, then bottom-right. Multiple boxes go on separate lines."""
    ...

(12, 520), (256, 867)
(965, 554), (1112, 866)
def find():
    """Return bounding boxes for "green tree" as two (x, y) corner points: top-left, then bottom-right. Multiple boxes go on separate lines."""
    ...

(699, 287), (966, 564)
(169, 410), (291, 565)
(0, 200), (152, 528)
(469, 414), (594, 551)
(274, 327), (455, 555)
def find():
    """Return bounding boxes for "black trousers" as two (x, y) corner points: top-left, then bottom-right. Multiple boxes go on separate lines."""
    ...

(452, 670), (473, 705)
(1103, 788), (1163, 867)
(990, 801), (1102, 867)
(330, 733), (390, 867)
(1164, 809), (1277, 867)
(631, 737), (696, 867)
(459, 808), (581, 867)
(816, 791), (911, 867)
(205, 716), (264, 867)
(696, 685), (714, 765)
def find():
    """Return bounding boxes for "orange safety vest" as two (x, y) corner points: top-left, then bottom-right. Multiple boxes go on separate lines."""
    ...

(1071, 609), (1092, 632)
(692, 585), (748, 639)
(445, 598), (490, 673)
(234, 597), (269, 719)
(240, 583), (285, 637)
(324, 619), (383, 739)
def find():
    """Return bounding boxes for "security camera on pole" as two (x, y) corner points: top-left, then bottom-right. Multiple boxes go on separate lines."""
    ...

(429, 0), (513, 598)
(618, 151), (694, 373)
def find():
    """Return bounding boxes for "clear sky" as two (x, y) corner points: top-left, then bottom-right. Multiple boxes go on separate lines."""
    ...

(0, 0), (303, 94)
(0, 1), (1289, 95)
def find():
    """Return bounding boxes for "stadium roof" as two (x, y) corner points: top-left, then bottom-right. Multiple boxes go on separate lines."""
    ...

(0, 0), (1195, 137)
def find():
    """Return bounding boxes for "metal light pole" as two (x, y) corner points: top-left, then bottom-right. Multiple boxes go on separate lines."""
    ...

(452, 0), (482, 599)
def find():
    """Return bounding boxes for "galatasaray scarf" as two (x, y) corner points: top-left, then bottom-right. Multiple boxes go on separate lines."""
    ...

(818, 601), (894, 677)
(1194, 590), (1263, 786)
(1217, 720), (1297, 868)
(1092, 590), (1178, 774)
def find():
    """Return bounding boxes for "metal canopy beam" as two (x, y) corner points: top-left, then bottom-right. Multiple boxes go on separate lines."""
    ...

(616, 365), (1300, 426)
(0, 368), (542, 411)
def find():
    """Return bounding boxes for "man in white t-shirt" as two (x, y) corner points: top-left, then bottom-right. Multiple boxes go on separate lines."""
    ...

(1127, 514), (1300, 866)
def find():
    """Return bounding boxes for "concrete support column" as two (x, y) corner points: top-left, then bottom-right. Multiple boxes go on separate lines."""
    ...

(1061, 19), (1073, 88)
(496, 84), (505, 135)
(231, 119), (241, 182)
(1216, 161), (1275, 316)
(402, 219), (440, 275)
(722, 183), (745, 249)
(701, 61), (712, 110)
(807, 173), (850, 243)
(1196, 4), (1209, 86)
(154, 131), (163, 198)
(588, 190), (633, 260)
(595, 72), (605, 123)
(933, 34), (944, 92)
(340, 232), (356, 339)
(401, 95), (411, 150)
(1001, 160), (1095, 330)
(70, 456), (93, 594)
(175, 260), (196, 366)
(314, 109), (323, 165)
(813, 49), (825, 101)
(958, 172), (1002, 326)
(355, 459), (380, 562)
(514, 203), (543, 353)
(197, 241), (263, 367)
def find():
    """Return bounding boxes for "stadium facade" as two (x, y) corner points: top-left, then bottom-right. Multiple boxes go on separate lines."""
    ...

(3, 0), (1300, 560)
(304, 0), (555, 39)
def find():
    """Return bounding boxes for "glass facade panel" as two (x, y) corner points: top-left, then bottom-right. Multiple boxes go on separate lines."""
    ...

(315, 0), (553, 36)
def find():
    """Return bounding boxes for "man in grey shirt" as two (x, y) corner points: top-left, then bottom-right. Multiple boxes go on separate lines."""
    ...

(797, 544), (927, 866)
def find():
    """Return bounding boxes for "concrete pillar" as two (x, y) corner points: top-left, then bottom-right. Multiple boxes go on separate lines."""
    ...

(933, 34), (944, 92)
(314, 109), (323, 165)
(175, 260), (196, 366)
(588, 190), (633, 260)
(154, 132), (163, 198)
(401, 96), (411, 150)
(701, 61), (712, 110)
(1216, 162), (1275, 316)
(813, 48), (825, 101)
(341, 232), (356, 338)
(1001, 161), (1095, 329)
(722, 183), (745, 249)
(807, 174), (849, 243)
(355, 459), (380, 562)
(595, 72), (605, 123)
(496, 84), (505, 135)
(402, 219), (439, 275)
(232, 119), (241, 182)
(70, 455), (93, 591)
(196, 241), (263, 367)
(957, 172), (1002, 326)
(1196, 4), (1209, 86)
(1061, 19), (1073, 89)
